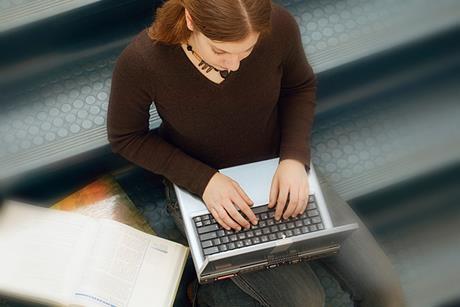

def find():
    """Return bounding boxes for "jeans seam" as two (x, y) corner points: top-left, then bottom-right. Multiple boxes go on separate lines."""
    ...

(191, 279), (199, 307)
(302, 264), (326, 307)
(319, 259), (361, 304)
(232, 275), (271, 307)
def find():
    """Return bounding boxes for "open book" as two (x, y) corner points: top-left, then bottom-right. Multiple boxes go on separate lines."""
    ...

(0, 200), (189, 307)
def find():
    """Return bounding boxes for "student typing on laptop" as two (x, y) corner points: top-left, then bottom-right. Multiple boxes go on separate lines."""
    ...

(107, 0), (405, 306)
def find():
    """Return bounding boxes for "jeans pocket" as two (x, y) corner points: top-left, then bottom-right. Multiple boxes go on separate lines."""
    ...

(166, 200), (187, 237)
(163, 178), (189, 239)
(166, 199), (179, 214)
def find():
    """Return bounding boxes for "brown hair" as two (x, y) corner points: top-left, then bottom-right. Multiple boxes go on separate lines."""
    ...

(148, 0), (272, 45)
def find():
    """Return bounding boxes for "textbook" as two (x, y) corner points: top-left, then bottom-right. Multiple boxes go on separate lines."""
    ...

(51, 174), (155, 235)
(0, 200), (189, 307)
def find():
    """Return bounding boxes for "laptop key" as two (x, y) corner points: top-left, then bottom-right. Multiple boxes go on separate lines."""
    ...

(295, 220), (303, 227)
(308, 209), (319, 217)
(244, 239), (252, 246)
(270, 225), (279, 232)
(301, 226), (309, 234)
(227, 242), (236, 250)
(279, 224), (287, 231)
(261, 235), (269, 242)
(252, 206), (267, 214)
(221, 237), (230, 243)
(309, 225), (318, 232)
(303, 219), (311, 226)
(285, 230), (293, 237)
(260, 213), (268, 220)
(230, 234), (238, 241)
(308, 202), (317, 209)
(238, 233), (246, 240)
(312, 217), (322, 224)
(253, 237), (260, 244)
(317, 223), (324, 230)
(259, 220), (267, 227)
(213, 238), (221, 245)
(254, 229), (263, 236)
(203, 246), (219, 256)
(276, 232), (284, 239)
(262, 228), (270, 234)
(287, 222), (295, 229)
(236, 241), (244, 248)
(200, 232), (217, 241)
(293, 228), (301, 236)
(202, 240), (213, 248)
(269, 234), (277, 241)
(196, 221), (203, 227)
(267, 219), (275, 226)
(197, 224), (219, 234)
(219, 245), (228, 252)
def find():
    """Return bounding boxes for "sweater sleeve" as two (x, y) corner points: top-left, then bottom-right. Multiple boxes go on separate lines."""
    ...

(277, 9), (317, 172)
(106, 44), (218, 197)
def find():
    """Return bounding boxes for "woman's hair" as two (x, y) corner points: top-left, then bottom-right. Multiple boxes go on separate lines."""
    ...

(148, 0), (272, 44)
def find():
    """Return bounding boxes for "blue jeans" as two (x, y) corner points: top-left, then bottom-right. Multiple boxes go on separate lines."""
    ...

(163, 169), (406, 307)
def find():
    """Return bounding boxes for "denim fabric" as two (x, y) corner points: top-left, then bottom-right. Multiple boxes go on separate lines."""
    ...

(162, 169), (406, 307)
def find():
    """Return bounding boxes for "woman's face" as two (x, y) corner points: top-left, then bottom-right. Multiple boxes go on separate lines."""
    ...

(185, 9), (260, 72)
(191, 31), (260, 72)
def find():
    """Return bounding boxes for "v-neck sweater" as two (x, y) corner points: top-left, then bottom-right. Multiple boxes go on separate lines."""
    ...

(107, 3), (317, 198)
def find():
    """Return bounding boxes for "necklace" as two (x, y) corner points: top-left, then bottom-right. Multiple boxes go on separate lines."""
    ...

(185, 42), (230, 79)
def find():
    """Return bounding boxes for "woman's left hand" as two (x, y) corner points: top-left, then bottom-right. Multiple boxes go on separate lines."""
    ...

(268, 159), (310, 220)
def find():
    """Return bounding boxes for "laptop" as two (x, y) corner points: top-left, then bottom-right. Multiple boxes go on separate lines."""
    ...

(173, 158), (359, 284)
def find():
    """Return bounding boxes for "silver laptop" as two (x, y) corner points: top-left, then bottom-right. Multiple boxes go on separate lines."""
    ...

(173, 158), (358, 284)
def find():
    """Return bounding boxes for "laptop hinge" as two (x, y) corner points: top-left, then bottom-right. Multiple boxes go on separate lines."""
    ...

(202, 245), (340, 283)
(267, 252), (300, 268)
(267, 244), (340, 268)
(202, 259), (268, 283)
(298, 244), (340, 261)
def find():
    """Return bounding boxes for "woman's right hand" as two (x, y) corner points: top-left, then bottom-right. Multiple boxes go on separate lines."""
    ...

(202, 172), (259, 231)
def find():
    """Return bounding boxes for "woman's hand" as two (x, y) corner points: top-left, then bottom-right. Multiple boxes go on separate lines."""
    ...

(202, 172), (259, 231)
(268, 159), (310, 220)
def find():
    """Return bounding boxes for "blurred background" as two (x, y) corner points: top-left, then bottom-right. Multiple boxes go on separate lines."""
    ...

(0, 0), (459, 306)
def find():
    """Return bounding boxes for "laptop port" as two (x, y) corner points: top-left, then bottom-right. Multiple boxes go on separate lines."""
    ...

(216, 274), (236, 280)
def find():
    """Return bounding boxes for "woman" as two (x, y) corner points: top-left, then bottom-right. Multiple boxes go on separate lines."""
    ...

(107, 0), (406, 306)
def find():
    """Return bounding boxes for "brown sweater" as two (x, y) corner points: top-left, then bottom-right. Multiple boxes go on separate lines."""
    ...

(107, 3), (316, 198)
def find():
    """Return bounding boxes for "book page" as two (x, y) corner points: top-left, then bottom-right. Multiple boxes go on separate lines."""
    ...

(128, 229), (189, 307)
(0, 200), (98, 306)
(71, 219), (188, 307)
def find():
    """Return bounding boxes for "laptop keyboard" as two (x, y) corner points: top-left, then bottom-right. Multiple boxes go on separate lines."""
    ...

(193, 195), (324, 256)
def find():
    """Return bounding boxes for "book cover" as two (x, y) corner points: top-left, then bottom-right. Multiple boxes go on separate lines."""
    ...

(52, 174), (155, 235)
